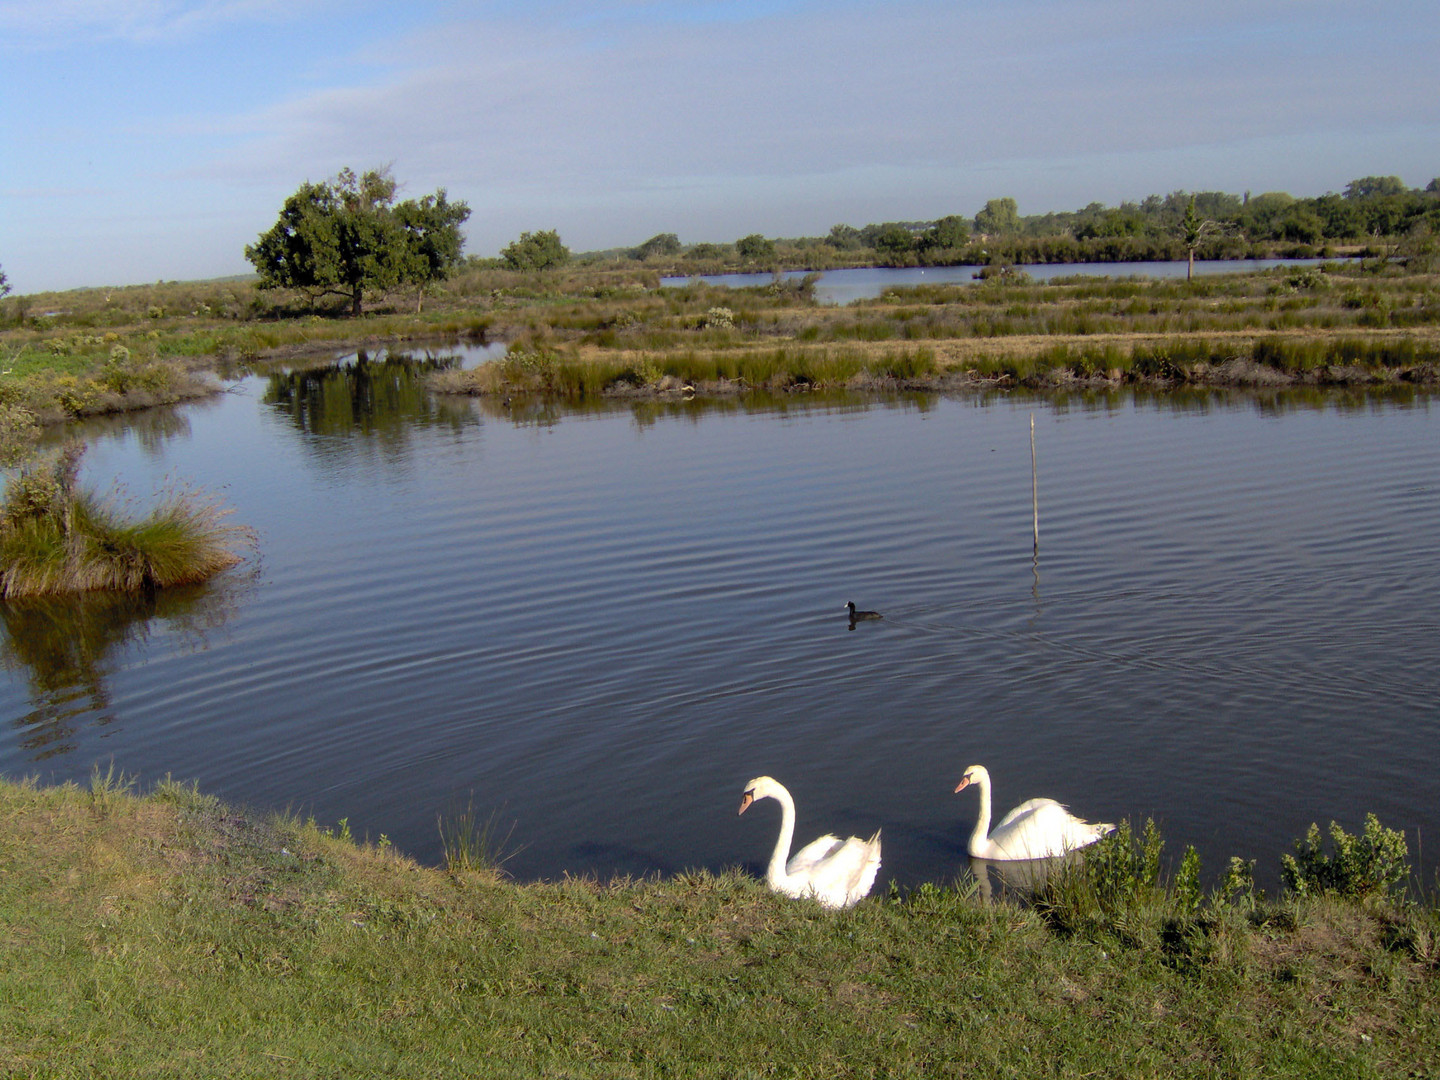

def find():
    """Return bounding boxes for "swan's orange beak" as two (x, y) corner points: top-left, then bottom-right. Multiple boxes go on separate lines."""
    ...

(738, 790), (754, 816)
(954, 777), (972, 794)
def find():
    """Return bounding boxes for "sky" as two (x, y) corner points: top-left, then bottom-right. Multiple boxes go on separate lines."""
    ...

(2, 0), (1437, 294)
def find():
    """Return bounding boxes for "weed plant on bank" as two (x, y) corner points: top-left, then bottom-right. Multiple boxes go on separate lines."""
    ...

(0, 775), (1436, 1077)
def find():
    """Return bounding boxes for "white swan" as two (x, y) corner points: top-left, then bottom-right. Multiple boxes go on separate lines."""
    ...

(953, 764), (1113, 861)
(738, 776), (881, 908)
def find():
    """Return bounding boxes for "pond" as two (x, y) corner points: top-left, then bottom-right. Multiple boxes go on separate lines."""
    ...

(2, 346), (1437, 894)
(663, 259), (1339, 304)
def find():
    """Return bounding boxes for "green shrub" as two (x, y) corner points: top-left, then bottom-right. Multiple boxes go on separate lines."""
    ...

(1217, 856), (1260, 909)
(1280, 814), (1409, 899)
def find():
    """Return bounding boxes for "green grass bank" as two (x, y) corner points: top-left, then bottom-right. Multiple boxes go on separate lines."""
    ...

(2, 776), (1437, 1078)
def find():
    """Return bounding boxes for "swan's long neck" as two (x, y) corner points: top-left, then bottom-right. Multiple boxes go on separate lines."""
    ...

(766, 786), (797, 889)
(968, 772), (993, 854)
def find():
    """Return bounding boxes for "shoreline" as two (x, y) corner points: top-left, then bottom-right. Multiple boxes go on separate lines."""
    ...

(2, 774), (1435, 1075)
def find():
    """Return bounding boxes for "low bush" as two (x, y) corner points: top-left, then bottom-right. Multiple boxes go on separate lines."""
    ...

(1280, 813), (1410, 899)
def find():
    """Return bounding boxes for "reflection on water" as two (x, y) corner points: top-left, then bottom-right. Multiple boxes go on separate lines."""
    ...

(0, 575), (252, 760)
(263, 350), (477, 443)
(968, 856), (1066, 904)
(662, 259), (1343, 304)
(43, 399), (199, 458)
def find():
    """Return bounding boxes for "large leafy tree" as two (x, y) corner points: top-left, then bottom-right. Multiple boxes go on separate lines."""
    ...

(246, 168), (470, 316)
(629, 233), (681, 260)
(827, 224), (862, 250)
(872, 224), (915, 255)
(974, 197), (1019, 236)
(735, 233), (775, 260)
(1179, 196), (1228, 280)
(0, 264), (9, 298)
(394, 191), (471, 311)
(500, 230), (570, 271)
(1344, 176), (1407, 200)
(923, 215), (971, 250)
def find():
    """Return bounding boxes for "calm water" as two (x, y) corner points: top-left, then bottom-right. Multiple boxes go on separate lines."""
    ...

(663, 259), (1336, 304)
(2, 348), (1438, 893)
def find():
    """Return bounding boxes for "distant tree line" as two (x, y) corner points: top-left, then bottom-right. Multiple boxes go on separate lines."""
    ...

(608, 174), (1440, 269)
(233, 168), (1438, 317)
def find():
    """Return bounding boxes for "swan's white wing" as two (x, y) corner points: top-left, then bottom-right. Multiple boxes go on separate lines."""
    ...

(803, 832), (882, 908)
(787, 833), (845, 876)
(989, 802), (1112, 860)
(992, 797), (1063, 833)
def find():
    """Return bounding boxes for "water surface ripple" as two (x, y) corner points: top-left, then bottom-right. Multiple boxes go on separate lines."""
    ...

(2, 358), (1436, 892)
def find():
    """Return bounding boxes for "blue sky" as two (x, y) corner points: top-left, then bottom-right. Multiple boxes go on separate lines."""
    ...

(2, 0), (1437, 294)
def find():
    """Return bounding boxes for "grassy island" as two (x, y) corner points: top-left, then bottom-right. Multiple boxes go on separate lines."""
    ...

(1, 775), (1436, 1077)
(0, 444), (251, 599)
(5, 258), (1439, 412)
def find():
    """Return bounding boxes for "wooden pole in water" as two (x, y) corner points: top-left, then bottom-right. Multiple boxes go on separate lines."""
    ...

(1030, 413), (1039, 554)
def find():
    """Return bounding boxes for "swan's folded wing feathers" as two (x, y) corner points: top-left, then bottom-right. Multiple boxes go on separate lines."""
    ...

(787, 833), (845, 876)
(992, 797), (1063, 832)
(993, 803), (1110, 859)
(806, 833), (881, 905)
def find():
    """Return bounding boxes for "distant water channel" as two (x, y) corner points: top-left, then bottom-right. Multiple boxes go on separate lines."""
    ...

(664, 258), (1337, 304)
(2, 346), (1437, 893)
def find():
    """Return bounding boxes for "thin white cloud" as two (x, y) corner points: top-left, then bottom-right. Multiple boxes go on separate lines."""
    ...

(0, 0), (329, 45)
(215, 0), (1436, 192)
(5, 0), (1437, 290)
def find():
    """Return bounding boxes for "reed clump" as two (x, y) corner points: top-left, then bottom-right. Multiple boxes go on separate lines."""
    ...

(0, 443), (252, 598)
(435, 343), (939, 398)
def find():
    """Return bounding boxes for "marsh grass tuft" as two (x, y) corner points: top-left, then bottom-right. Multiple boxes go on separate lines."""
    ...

(88, 760), (137, 816)
(438, 797), (524, 876)
(0, 444), (253, 598)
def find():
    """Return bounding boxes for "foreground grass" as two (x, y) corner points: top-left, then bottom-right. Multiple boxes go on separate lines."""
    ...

(1, 777), (1437, 1077)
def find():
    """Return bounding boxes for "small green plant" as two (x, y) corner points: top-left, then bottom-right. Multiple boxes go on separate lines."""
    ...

(1217, 856), (1260, 909)
(1031, 818), (1172, 938)
(1086, 817), (1166, 913)
(1280, 813), (1409, 899)
(625, 358), (663, 386)
(1285, 267), (1328, 291)
(1, 440), (83, 528)
(89, 760), (136, 816)
(438, 798), (523, 875)
(1173, 845), (1203, 916)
